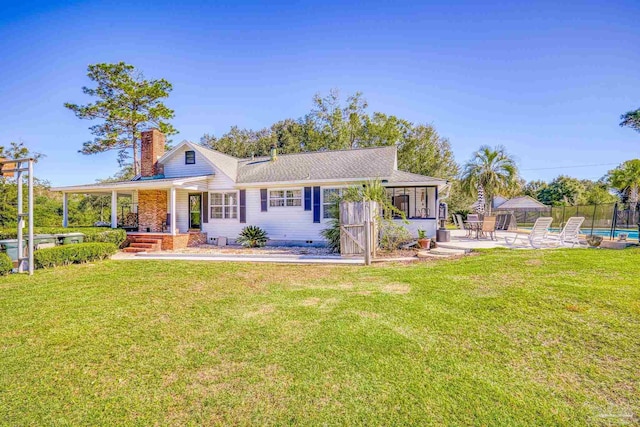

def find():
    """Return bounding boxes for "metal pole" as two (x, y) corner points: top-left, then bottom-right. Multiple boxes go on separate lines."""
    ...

(28, 160), (34, 276)
(610, 203), (618, 240)
(62, 193), (68, 227)
(364, 201), (371, 266)
(16, 161), (23, 273)
(591, 204), (596, 235)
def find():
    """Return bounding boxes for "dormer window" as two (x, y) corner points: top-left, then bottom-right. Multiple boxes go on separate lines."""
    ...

(185, 150), (196, 165)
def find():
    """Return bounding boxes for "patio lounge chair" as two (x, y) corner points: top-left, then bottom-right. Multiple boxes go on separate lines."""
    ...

(502, 213), (516, 231)
(457, 214), (471, 236)
(548, 217), (585, 248)
(505, 217), (553, 248)
(480, 216), (497, 241)
(451, 214), (462, 229)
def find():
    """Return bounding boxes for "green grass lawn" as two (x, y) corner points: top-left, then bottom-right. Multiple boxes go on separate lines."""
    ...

(1, 249), (639, 426)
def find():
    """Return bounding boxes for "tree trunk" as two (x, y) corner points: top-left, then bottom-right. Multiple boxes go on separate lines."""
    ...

(132, 136), (139, 176)
(630, 185), (638, 211)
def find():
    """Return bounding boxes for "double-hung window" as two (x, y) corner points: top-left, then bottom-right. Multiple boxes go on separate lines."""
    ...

(269, 189), (302, 207)
(323, 188), (343, 218)
(210, 191), (238, 219)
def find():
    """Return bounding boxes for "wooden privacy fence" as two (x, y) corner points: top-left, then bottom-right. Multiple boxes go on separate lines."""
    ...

(339, 201), (379, 264)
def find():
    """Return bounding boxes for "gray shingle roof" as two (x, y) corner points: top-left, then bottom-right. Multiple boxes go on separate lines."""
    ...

(386, 170), (447, 184)
(190, 143), (239, 180)
(495, 196), (547, 210)
(236, 146), (399, 183)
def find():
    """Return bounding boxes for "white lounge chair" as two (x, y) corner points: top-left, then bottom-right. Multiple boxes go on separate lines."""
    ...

(548, 217), (585, 248)
(505, 217), (553, 248)
(451, 214), (462, 229)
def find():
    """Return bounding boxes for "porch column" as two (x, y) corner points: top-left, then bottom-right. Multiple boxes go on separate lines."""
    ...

(62, 192), (68, 228)
(111, 190), (118, 229)
(169, 187), (177, 235)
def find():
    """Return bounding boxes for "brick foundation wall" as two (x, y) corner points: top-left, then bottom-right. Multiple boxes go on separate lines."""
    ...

(188, 232), (208, 247)
(161, 234), (189, 250)
(138, 190), (167, 232)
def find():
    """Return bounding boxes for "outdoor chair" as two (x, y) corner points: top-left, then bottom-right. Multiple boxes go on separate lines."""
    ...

(451, 214), (460, 229)
(495, 214), (506, 230)
(458, 214), (473, 237)
(502, 213), (516, 231)
(547, 217), (585, 248)
(505, 217), (553, 248)
(464, 214), (481, 239)
(480, 216), (497, 241)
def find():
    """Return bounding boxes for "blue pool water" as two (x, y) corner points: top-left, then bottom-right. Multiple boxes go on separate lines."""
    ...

(585, 229), (638, 240)
(531, 228), (639, 240)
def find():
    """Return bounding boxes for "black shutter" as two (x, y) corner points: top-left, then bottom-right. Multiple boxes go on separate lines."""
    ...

(260, 189), (268, 212)
(304, 187), (312, 211)
(313, 186), (321, 223)
(239, 189), (246, 223)
(202, 192), (208, 223)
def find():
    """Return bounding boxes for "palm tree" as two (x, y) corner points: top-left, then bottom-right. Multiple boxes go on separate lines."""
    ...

(608, 159), (640, 210)
(461, 145), (519, 215)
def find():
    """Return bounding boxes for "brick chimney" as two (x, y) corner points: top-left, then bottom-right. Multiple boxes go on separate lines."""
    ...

(140, 129), (165, 177)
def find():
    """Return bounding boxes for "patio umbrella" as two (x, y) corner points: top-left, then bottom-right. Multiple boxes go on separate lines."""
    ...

(473, 183), (486, 215)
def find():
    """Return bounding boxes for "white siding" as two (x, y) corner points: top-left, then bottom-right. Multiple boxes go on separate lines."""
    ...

(201, 183), (347, 243)
(184, 178), (443, 245)
(163, 145), (215, 178)
(394, 219), (438, 239)
(175, 189), (190, 233)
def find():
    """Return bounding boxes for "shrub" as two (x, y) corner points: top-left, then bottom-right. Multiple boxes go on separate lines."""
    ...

(0, 253), (12, 275)
(34, 243), (117, 269)
(237, 226), (269, 248)
(321, 179), (406, 253)
(321, 218), (341, 253)
(0, 227), (127, 247)
(379, 221), (413, 251)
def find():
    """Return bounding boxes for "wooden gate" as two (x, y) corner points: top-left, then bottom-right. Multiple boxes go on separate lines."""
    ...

(339, 201), (378, 264)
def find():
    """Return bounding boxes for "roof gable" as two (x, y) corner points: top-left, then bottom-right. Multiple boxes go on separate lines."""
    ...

(158, 141), (238, 182)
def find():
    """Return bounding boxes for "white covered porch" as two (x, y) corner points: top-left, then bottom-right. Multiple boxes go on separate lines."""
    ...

(53, 175), (212, 236)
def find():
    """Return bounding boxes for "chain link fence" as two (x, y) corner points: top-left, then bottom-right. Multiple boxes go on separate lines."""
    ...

(494, 203), (639, 240)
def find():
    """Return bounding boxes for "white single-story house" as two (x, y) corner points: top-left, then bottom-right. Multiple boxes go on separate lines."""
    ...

(53, 129), (450, 249)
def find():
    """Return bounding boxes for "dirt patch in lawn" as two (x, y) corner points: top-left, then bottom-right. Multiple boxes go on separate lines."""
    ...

(381, 283), (411, 294)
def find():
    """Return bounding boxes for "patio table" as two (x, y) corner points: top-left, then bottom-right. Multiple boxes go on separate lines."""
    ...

(464, 220), (483, 240)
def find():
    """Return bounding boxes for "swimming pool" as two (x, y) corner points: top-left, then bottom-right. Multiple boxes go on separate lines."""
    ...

(525, 227), (639, 240)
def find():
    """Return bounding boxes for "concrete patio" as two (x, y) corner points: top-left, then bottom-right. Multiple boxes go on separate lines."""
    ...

(439, 229), (535, 250)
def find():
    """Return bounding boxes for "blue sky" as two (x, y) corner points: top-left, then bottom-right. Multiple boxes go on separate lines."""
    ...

(0, 0), (638, 186)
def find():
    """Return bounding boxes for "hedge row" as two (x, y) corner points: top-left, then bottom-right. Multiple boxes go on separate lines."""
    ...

(34, 243), (118, 269)
(0, 227), (127, 247)
(0, 253), (12, 276)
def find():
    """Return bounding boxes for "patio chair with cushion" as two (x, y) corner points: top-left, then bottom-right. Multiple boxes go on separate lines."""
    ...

(480, 216), (497, 241)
